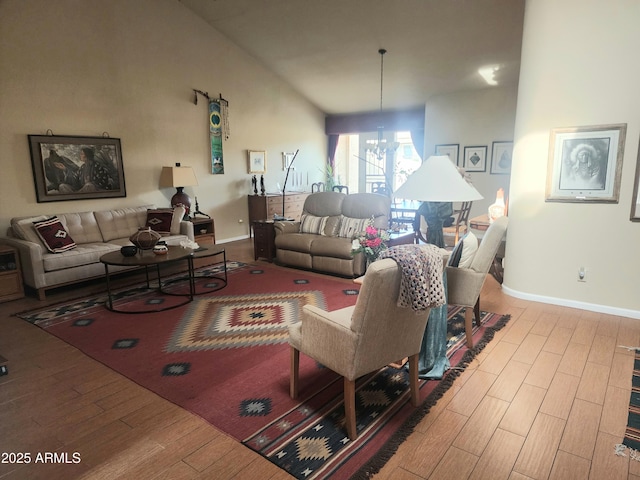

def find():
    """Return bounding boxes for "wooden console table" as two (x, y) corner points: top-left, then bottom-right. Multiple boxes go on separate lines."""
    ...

(248, 193), (309, 237)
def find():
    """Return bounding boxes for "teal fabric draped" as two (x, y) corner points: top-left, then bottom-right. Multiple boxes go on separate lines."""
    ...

(417, 269), (450, 379)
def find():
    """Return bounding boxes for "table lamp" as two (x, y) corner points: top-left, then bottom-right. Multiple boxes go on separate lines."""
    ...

(159, 163), (198, 218)
(394, 155), (483, 246)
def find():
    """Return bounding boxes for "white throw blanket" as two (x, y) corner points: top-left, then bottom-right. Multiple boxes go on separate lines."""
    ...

(378, 244), (446, 312)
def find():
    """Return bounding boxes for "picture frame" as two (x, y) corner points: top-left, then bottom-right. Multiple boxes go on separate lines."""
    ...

(545, 123), (626, 203)
(282, 152), (295, 170)
(248, 150), (266, 174)
(435, 144), (459, 165)
(490, 141), (513, 174)
(629, 138), (640, 221)
(463, 146), (487, 172)
(28, 134), (126, 203)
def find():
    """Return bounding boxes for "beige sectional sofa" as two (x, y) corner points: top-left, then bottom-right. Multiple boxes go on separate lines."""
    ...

(274, 192), (391, 277)
(2, 205), (194, 299)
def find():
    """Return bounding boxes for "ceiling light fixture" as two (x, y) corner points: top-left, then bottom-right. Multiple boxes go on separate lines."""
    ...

(478, 65), (501, 86)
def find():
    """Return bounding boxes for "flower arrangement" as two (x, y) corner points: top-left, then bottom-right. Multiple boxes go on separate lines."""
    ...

(350, 218), (390, 265)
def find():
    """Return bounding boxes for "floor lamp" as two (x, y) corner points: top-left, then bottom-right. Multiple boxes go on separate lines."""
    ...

(394, 155), (483, 245)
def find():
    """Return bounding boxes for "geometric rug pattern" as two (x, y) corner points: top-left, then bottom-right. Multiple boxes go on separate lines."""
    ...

(15, 262), (511, 480)
(166, 290), (328, 352)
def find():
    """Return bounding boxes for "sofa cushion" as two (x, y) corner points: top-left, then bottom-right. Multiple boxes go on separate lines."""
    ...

(337, 216), (369, 238)
(42, 242), (120, 272)
(145, 207), (185, 235)
(58, 211), (104, 243)
(324, 216), (341, 236)
(342, 193), (391, 229)
(95, 205), (152, 242)
(146, 208), (174, 235)
(274, 233), (316, 253)
(303, 191), (345, 216)
(299, 214), (329, 235)
(309, 235), (354, 259)
(33, 217), (77, 253)
(449, 231), (478, 269)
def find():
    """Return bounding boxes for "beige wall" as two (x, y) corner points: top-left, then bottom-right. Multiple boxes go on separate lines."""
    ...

(424, 86), (518, 219)
(506, 0), (640, 316)
(0, 0), (327, 241)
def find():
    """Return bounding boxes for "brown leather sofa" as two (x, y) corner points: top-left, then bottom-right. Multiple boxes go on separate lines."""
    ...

(273, 191), (390, 277)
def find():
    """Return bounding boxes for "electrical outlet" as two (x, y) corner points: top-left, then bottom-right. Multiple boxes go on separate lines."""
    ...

(578, 267), (587, 282)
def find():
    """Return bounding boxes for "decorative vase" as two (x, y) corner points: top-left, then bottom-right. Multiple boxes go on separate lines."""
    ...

(120, 245), (138, 257)
(488, 188), (506, 224)
(129, 227), (161, 250)
(153, 241), (169, 255)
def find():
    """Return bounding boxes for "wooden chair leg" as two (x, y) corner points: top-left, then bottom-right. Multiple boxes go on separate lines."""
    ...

(290, 346), (299, 399)
(408, 353), (420, 406)
(344, 377), (357, 440)
(474, 298), (481, 326)
(464, 307), (474, 348)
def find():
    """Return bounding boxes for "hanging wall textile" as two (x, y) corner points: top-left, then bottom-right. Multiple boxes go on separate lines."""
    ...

(209, 99), (224, 174)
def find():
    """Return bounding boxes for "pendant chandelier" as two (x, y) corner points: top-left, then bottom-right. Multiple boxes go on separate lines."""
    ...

(365, 48), (399, 160)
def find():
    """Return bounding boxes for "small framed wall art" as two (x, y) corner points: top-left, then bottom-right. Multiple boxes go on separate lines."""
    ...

(463, 146), (487, 172)
(248, 150), (266, 174)
(490, 141), (513, 174)
(545, 123), (626, 203)
(28, 134), (126, 203)
(435, 144), (460, 165)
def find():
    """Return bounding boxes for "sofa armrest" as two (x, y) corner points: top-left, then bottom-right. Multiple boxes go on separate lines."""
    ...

(0, 237), (45, 288)
(274, 221), (300, 235)
(179, 221), (194, 241)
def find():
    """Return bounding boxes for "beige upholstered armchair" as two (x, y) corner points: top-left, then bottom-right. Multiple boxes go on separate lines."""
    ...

(446, 215), (508, 348)
(288, 258), (432, 440)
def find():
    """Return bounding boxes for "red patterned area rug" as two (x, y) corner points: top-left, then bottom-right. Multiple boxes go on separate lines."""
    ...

(17, 262), (510, 479)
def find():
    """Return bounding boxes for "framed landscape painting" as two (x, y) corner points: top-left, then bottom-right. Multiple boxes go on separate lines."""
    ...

(463, 146), (487, 172)
(435, 144), (459, 165)
(28, 134), (126, 203)
(545, 124), (626, 203)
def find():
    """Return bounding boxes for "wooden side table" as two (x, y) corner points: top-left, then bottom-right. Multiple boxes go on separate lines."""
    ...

(252, 220), (276, 261)
(0, 244), (24, 303)
(191, 217), (216, 245)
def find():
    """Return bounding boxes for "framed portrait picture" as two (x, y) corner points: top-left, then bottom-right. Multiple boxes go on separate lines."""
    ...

(463, 146), (487, 172)
(490, 141), (513, 174)
(435, 144), (459, 165)
(28, 134), (126, 203)
(545, 124), (626, 203)
(248, 150), (266, 174)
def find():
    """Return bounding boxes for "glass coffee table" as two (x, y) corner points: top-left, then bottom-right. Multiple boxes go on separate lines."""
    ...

(165, 245), (227, 295)
(100, 246), (196, 314)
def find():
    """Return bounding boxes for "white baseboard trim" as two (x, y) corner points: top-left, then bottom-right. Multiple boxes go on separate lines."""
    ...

(216, 234), (250, 244)
(502, 284), (640, 320)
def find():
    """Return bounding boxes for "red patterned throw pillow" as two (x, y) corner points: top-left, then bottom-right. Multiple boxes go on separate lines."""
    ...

(33, 217), (76, 253)
(145, 208), (174, 235)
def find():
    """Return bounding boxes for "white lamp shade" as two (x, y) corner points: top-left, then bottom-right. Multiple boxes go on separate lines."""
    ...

(394, 155), (483, 202)
(159, 165), (198, 188)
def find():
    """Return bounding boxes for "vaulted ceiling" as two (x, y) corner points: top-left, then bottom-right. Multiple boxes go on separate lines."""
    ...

(179, 0), (525, 115)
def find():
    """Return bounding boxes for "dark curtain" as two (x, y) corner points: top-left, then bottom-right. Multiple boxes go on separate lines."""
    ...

(410, 129), (425, 161)
(327, 134), (339, 170)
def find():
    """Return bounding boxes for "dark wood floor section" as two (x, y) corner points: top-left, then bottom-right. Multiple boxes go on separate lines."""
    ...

(1, 238), (638, 479)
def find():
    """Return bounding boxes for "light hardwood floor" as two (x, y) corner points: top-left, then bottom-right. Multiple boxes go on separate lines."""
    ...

(0, 238), (638, 479)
